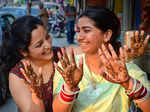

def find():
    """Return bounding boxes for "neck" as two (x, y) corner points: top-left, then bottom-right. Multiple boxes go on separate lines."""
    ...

(28, 58), (53, 67)
(85, 53), (103, 74)
(25, 58), (54, 74)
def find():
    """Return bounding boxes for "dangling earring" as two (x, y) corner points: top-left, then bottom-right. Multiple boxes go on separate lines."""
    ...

(103, 39), (108, 45)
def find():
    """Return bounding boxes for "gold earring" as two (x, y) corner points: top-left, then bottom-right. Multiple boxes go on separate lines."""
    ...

(104, 40), (107, 43)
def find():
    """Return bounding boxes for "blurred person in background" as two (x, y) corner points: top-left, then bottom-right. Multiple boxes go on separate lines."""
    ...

(27, 0), (32, 16)
(140, 1), (150, 33)
(64, 3), (76, 44)
(38, 2), (49, 30)
(139, 17), (150, 33)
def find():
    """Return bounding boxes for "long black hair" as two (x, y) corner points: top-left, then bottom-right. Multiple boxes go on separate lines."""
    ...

(0, 16), (43, 76)
(78, 6), (121, 52)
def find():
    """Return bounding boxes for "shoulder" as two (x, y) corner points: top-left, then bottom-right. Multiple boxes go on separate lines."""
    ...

(9, 72), (33, 112)
(10, 61), (25, 79)
(9, 62), (33, 111)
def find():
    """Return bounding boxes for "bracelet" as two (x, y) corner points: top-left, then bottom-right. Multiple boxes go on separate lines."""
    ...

(59, 92), (75, 102)
(126, 78), (137, 95)
(134, 87), (147, 100)
(134, 90), (150, 103)
(58, 84), (79, 104)
(129, 84), (144, 98)
(134, 80), (143, 93)
(64, 83), (80, 94)
(125, 78), (150, 103)
(58, 93), (75, 104)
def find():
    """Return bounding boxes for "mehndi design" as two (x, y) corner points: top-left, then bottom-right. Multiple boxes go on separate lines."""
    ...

(25, 64), (44, 99)
(124, 31), (149, 62)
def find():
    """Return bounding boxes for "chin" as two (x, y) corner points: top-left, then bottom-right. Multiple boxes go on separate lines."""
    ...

(44, 53), (53, 61)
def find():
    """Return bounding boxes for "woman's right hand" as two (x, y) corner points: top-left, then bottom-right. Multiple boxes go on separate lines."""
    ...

(54, 47), (83, 92)
(20, 61), (44, 104)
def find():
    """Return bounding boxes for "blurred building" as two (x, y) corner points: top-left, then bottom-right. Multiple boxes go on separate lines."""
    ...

(0, 0), (13, 4)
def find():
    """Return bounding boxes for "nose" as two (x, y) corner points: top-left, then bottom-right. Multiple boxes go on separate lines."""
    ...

(44, 40), (51, 50)
(76, 31), (84, 41)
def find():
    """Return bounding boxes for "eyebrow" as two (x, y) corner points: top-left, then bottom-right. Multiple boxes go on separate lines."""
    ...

(81, 26), (93, 29)
(31, 31), (48, 46)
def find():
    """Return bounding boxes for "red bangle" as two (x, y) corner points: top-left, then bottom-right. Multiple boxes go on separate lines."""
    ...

(59, 92), (74, 102)
(62, 85), (75, 97)
(134, 88), (147, 100)
(61, 90), (75, 98)
(128, 85), (144, 98)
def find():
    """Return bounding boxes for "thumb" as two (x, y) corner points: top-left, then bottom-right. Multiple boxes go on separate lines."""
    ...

(79, 57), (83, 73)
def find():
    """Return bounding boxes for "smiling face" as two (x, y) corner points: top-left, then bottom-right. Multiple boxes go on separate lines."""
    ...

(76, 16), (106, 54)
(26, 25), (53, 63)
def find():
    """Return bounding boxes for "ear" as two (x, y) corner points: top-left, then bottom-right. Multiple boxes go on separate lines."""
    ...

(103, 29), (112, 43)
(19, 50), (28, 57)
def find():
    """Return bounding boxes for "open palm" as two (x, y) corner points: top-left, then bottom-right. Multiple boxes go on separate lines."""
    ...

(98, 44), (130, 84)
(54, 48), (83, 91)
(124, 31), (149, 62)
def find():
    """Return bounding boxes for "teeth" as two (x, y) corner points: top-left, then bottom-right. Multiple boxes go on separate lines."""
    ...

(80, 43), (88, 45)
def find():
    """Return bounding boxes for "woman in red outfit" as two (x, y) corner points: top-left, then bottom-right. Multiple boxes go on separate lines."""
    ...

(0, 16), (83, 112)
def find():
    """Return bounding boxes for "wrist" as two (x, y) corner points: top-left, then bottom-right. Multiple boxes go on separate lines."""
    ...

(125, 79), (150, 102)
(64, 83), (80, 94)
(58, 84), (80, 104)
(121, 77), (133, 90)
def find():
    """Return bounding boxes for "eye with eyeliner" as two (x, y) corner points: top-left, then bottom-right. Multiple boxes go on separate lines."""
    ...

(35, 42), (42, 48)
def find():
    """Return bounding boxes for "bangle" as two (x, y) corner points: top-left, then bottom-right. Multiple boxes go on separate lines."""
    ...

(58, 93), (75, 104)
(58, 84), (79, 104)
(134, 80), (143, 93)
(134, 87), (147, 100)
(125, 78), (150, 103)
(134, 89), (150, 103)
(64, 83), (80, 94)
(126, 78), (137, 95)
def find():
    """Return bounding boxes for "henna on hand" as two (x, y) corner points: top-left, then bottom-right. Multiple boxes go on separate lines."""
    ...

(98, 44), (130, 84)
(22, 64), (44, 99)
(55, 48), (83, 92)
(124, 31), (150, 62)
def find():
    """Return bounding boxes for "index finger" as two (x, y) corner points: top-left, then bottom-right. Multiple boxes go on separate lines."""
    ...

(140, 30), (145, 42)
(135, 31), (140, 43)
(20, 68), (31, 84)
(61, 47), (70, 65)
(69, 48), (76, 67)
(98, 48), (110, 66)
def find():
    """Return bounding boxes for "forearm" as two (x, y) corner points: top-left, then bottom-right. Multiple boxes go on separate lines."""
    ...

(19, 101), (45, 112)
(53, 94), (73, 112)
(21, 100), (45, 112)
(137, 96), (150, 112)
(31, 100), (45, 112)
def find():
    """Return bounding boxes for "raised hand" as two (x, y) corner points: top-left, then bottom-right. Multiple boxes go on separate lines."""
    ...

(20, 61), (44, 103)
(98, 44), (130, 84)
(124, 30), (150, 62)
(54, 47), (83, 92)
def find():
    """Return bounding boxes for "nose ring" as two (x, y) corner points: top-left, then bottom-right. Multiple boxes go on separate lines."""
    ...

(44, 46), (49, 49)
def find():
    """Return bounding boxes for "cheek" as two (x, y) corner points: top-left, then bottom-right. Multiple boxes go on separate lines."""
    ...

(29, 48), (42, 56)
(92, 34), (103, 47)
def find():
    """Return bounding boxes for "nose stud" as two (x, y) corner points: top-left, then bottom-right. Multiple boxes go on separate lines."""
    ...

(44, 46), (49, 49)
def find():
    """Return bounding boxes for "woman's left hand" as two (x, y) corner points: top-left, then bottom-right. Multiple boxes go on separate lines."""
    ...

(98, 44), (130, 84)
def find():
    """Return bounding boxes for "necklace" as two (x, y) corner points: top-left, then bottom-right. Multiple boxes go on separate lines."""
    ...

(85, 55), (101, 90)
